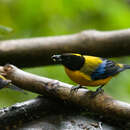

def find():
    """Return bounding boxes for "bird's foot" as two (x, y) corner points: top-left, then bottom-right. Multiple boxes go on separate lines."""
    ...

(70, 85), (82, 94)
(91, 86), (104, 97)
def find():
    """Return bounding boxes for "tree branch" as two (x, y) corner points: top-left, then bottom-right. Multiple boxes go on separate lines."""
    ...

(0, 96), (82, 129)
(1, 64), (130, 124)
(0, 96), (119, 130)
(0, 96), (63, 129)
(0, 29), (130, 67)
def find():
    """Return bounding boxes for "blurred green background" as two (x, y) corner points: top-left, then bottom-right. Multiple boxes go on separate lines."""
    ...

(0, 0), (130, 107)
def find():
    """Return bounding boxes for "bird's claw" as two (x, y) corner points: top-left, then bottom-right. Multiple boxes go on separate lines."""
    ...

(70, 85), (82, 94)
(70, 86), (78, 93)
(91, 88), (104, 97)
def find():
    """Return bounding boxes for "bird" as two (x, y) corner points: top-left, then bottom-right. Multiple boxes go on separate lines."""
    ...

(0, 75), (26, 93)
(52, 53), (130, 96)
(0, 75), (11, 89)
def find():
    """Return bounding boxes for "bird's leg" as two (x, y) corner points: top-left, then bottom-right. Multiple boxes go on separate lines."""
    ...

(92, 85), (104, 97)
(70, 84), (82, 93)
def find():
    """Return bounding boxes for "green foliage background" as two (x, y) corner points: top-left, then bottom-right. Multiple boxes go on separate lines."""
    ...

(0, 0), (130, 107)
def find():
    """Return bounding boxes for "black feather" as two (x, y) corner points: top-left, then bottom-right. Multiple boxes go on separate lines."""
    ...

(91, 59), (122, 80)
(61, 54), (85, 70)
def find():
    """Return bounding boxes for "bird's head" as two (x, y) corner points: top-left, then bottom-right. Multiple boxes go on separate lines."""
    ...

(52, 53), (85, 70)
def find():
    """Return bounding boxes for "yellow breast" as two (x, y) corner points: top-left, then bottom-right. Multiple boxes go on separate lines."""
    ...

(64, 67), (112, 86)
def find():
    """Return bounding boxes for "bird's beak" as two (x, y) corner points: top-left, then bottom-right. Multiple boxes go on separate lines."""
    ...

(51, 55), (62, 62)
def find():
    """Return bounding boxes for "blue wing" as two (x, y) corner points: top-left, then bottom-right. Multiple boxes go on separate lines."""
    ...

(91, 59), (122, 80)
